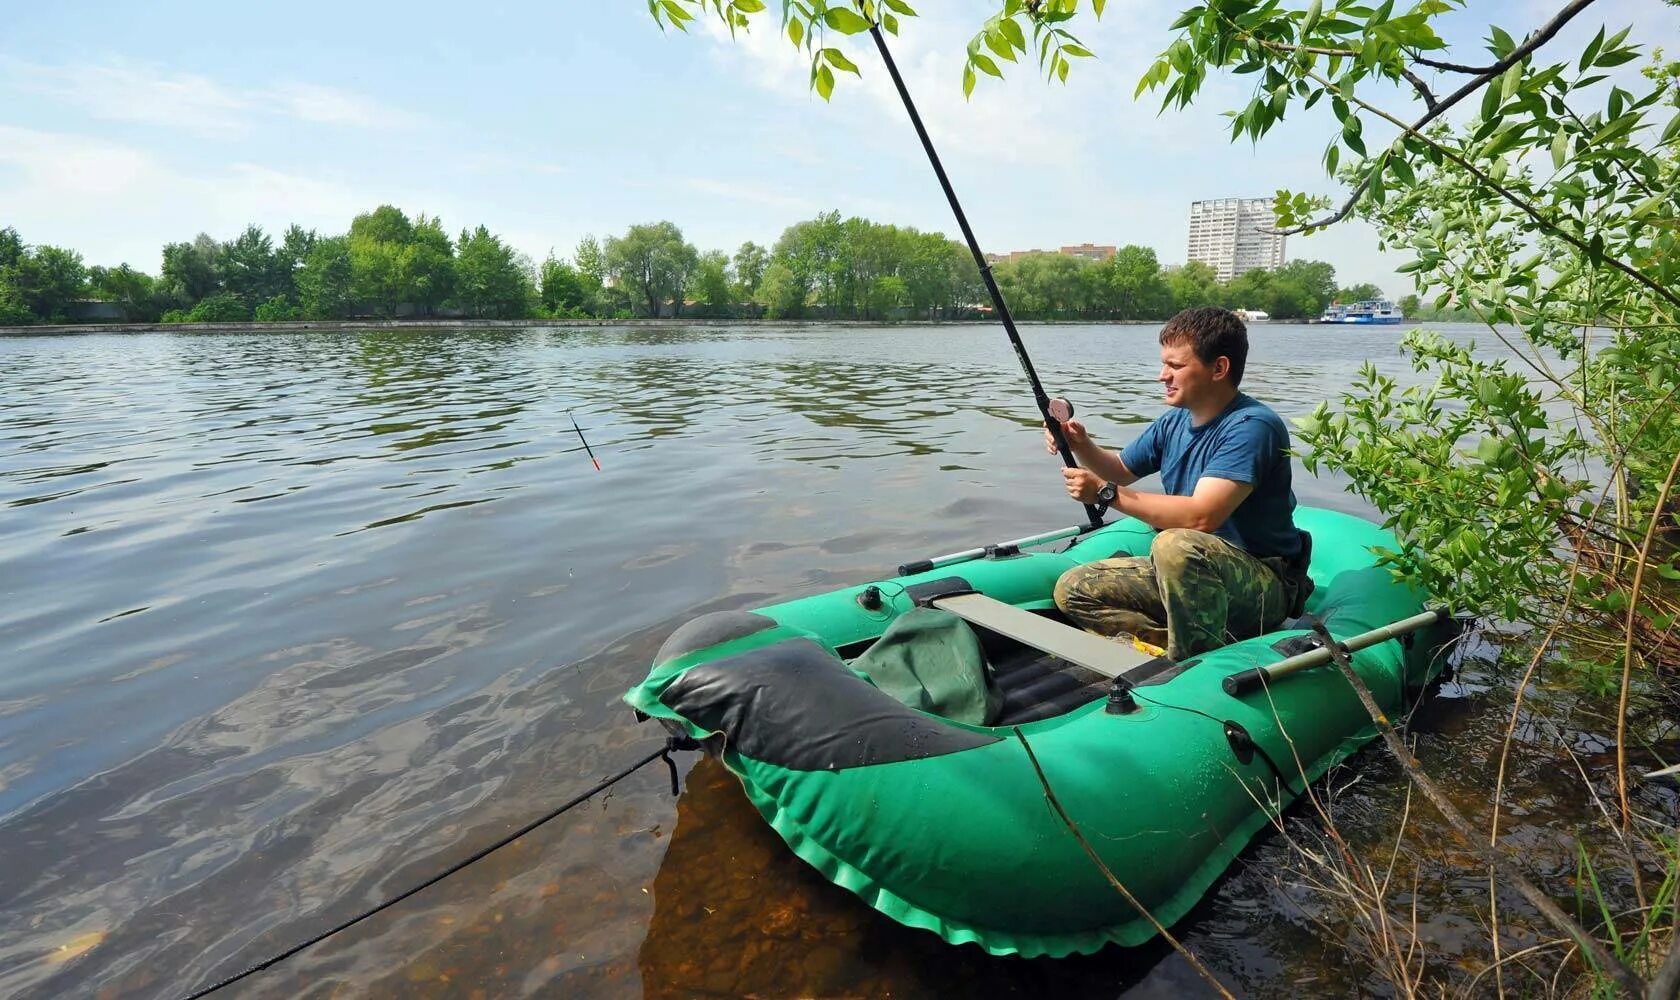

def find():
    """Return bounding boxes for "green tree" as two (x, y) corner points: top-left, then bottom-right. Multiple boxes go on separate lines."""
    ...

(349, 204), (415, 246)
(7, 245), (87, 322)
(604, 221), (699, 318)
(349, 234), (406, 317)
(0, 227), (23, 272)
(1163, 261), (1220, 312)
(1104, 245), (1172, 319)
(755, 260), (806, 319)
(1335, 282), (1385, 303)
(221, 224), (284, 309)
(732, 240), (768, 299)
(539, 253), (588, 315)
(160, 235), (223, 307)
(88, 263), (162, 321)
(403, 214), (456, 316)
(692, 250), (734, 316)
(454, 225), (534, 318)
(297, 236), (355, 319)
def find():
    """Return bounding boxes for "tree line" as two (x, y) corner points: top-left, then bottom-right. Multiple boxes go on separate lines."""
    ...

(1, 206), (1379, 326)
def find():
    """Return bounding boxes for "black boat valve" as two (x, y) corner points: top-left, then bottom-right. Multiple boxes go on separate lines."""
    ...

(1106, 677), (1139, 715)
(857, 585), (884, 611)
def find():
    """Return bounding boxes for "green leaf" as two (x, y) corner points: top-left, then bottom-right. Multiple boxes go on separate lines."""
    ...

(883, 10), (898, 33)
(1302, 0), (1322, 33)
(985, 29), (1017, 62)
(1000, 17), (1026, 52)
(822, 7), (870, 34)
(883, 0), (915, 14)
(972, 52), (1003, 78)
(1062, 43), (1094, 58)
(816, 63), (835, 99)
(1551, 128), (1568, 170)
(1499, 63), (1522, 103)
(963, 63), (977, 99)
(823, 47), (860, 74)
(1488, 24), (1515, 58)
(733, 0), (765, 10)
(1662, 113), (1680, 144)
(1579, 26), (1604, 71)
(1093, 0), (1106, 16)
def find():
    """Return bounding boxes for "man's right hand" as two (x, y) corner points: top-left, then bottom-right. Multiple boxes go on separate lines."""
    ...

(1044, 418), (1092, 455)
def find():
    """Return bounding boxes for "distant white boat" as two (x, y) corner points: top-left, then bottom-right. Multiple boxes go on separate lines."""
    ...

(1234, 308), (1270, 323)
(1317, 299), (1404, 324)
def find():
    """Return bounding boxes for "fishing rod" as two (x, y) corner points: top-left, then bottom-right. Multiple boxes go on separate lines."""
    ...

(862, 15), (1104, 529)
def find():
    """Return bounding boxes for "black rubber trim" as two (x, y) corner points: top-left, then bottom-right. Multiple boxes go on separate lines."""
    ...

(654, 610), (779, 666)
(904, 576), (977, 608)
(1133, 655), (1199, 688)
(1269, 632), (1322, 658)
(660, 637), (1001, 772)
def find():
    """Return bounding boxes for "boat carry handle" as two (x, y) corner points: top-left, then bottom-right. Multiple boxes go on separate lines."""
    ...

(1222, 608), (1448, 697)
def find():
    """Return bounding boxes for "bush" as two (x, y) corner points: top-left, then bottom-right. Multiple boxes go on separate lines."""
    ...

(185, 293), (250, 324)
(253, 295), (302, 322)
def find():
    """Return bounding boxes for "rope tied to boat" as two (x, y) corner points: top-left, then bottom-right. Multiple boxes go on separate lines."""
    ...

(177, 733), (700, 1000)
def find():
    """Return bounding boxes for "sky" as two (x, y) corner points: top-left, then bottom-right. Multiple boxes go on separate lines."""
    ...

(1, 0), (1674, 294)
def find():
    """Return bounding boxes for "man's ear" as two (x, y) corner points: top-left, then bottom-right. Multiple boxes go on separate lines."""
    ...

(1213, 356), (1232, 381)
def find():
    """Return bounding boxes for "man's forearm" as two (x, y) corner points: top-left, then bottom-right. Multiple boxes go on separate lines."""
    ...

(1112, 486), (1219, 533)
(1075, 445), (1132, 485)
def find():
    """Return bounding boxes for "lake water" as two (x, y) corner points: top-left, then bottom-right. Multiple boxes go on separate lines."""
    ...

(0, 321), (1632, 997)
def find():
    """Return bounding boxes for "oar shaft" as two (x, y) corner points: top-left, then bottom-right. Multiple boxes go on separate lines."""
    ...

(897, 523), (1096, 577)
(1223, 609), (1447, 697)
(864, 22), (1101, 528)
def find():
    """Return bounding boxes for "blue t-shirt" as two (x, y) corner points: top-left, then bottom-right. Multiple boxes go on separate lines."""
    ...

(1119, 393), (1301, 560)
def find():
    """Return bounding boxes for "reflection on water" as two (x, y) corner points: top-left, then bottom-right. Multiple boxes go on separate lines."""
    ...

(0, 322), (1570, 998)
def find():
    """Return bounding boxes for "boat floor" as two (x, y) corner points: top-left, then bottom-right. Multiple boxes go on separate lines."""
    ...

(986, 621), (1115, 726)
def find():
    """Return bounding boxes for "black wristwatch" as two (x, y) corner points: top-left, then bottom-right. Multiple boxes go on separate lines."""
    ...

(1095, 481), (1119, 505)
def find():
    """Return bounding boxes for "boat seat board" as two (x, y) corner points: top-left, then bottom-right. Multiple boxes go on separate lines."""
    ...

(929, 592), (1154, 680)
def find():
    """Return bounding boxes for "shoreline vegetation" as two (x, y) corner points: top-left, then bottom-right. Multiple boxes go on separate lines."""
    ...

(0, 207), (1454, 331)
(0, 315), (1370, 336)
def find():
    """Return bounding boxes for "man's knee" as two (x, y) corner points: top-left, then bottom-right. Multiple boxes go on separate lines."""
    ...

(1053, 566), (1090, 612)
(1150, 527), (1214, 575)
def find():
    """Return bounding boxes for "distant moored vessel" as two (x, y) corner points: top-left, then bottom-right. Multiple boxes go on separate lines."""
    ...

(1234, 308), (1270, 323)
(1317, 298), (1404, 324)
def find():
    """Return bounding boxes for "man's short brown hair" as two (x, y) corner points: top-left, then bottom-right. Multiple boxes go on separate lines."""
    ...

(1159, 306), (1248, 386)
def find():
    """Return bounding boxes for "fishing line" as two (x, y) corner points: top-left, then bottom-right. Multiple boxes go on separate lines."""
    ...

(178, 735), (697, 1000)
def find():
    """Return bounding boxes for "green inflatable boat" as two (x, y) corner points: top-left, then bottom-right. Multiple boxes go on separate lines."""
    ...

(623, 505), (1450, 958)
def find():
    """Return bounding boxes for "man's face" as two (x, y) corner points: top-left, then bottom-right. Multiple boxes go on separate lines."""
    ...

(1158, 339), (1228, 408)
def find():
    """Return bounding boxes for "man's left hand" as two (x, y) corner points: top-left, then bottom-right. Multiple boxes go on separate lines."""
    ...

(1063, 467), (1103, 504)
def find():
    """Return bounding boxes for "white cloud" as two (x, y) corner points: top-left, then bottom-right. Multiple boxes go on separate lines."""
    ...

(1, 58), (428, 137)
(0, 126), (412, 268)
(685, 177), (817, 214)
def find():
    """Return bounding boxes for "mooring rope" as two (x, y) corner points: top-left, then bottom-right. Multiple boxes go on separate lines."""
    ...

(178, 734), (698, 1000)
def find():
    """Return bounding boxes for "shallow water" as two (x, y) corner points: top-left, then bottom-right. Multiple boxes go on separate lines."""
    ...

(4, 321), (1668, 998)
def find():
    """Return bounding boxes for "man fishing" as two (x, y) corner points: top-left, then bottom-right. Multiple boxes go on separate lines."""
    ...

(1044, 306), (1306, 660)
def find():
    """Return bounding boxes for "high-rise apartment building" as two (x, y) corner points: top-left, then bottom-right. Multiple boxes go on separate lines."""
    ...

(1186, 198), (1287, 280)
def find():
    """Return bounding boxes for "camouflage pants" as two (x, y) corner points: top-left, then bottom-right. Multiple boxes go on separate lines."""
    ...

(1053, 528), (1295, 661)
